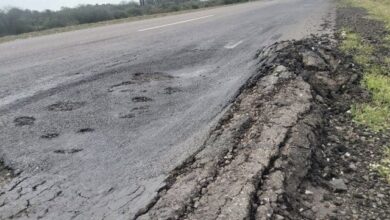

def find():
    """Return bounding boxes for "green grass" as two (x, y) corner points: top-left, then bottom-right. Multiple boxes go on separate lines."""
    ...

(339, 30), (373, 65)
(339, 30), (390, 131)
(342, 0), (390, 29)
(340, 0), (390, 182)
(371, 147), (390, 183)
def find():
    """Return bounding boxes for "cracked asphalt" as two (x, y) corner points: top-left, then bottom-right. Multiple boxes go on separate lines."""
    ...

(0, 0), (333, 219)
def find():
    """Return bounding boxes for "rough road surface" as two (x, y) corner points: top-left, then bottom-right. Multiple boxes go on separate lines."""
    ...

(136, 36), (362, 220)
(0, 0), (333, 219)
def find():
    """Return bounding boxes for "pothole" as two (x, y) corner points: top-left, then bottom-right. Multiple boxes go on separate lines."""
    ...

(77, 128), (95, 133)
(40, 133), (60, 139)
(108, 81), (134, 92)
(14, 116), (36, 126)
(119, 113), (135, 119)
(133, 72), (173, 82)
(53, 149), (83, 154)
(132, 96), (153, 103)
(109, 72), (174, 93)
(132, 106), (149, 112)
(164, 87), (182, 95)
(47, 101), (86, 112)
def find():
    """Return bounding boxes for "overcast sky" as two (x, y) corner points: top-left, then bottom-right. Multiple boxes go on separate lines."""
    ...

(0, 0), (134, 11)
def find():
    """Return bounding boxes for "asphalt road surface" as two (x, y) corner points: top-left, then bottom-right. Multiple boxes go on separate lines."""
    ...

(0, 0), (333, 219)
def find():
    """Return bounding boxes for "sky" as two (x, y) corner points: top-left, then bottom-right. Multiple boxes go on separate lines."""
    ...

(0, 0), (134, 11)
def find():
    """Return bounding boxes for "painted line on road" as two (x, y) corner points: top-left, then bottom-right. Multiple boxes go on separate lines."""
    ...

(224, 40), (244, 49)
(138, 15), (215, 32)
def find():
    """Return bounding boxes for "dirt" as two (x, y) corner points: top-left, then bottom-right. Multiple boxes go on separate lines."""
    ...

(336, 7), (388, 45)
(284, 5), (390, 220)
(298, 108), (390, 220)
(336, 6), (390, 63)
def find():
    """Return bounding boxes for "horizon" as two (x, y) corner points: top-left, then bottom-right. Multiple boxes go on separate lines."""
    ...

(0, 0), (135, 12)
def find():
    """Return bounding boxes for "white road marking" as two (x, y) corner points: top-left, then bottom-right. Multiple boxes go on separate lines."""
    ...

(224, 40), (244, 49)
(138, 15), (215, 32)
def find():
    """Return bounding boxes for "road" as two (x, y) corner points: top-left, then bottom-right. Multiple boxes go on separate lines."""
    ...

(0, 0), (332, 219)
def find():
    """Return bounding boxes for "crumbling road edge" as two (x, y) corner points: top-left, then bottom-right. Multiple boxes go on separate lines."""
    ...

(134, 35), (361, 220)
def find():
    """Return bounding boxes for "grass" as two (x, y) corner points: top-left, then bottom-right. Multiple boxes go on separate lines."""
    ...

(371, 147), (390, 183)
(339, 30), (373, 65)
(340, 29), (390, 131)
(339, 0), (390, 182)
(342, 0), (390, 29)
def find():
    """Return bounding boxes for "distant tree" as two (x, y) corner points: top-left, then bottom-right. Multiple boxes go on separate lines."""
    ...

(0, 0), (239, 37)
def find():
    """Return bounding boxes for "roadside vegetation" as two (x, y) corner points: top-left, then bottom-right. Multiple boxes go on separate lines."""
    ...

(339, 0), (390, 183)
(0, 0), (248, 39)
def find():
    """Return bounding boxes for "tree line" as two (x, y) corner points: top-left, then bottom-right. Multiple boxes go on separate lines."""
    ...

(0, 0), (248, 37)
